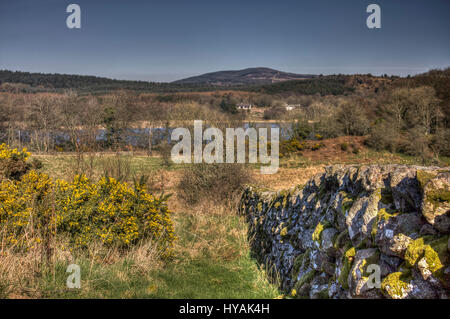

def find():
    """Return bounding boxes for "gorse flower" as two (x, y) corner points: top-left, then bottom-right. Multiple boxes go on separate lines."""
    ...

(0, 143), (31, 161)
(0, 145), (175, 257)
(0, 143), (32, 181)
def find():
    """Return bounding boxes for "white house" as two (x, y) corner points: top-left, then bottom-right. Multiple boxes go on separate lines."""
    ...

(285, 104), (301, 111)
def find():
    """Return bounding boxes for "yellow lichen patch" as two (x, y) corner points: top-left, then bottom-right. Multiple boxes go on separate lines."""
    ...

(377, 208), (400, 222)
(404, 236), (448, 279)
(312, 222), (324, 242)
(257, 202), (263, 211)
(381, 271), (412, 299)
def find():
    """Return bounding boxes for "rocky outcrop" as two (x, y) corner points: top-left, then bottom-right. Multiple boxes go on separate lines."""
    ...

(239, 165), (450, 299)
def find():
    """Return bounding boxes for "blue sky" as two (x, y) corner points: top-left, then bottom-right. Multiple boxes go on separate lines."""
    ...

(0, 0), (449, 82)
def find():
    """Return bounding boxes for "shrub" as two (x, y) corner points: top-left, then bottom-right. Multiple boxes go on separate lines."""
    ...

(315, 134), (323, 140)
(340, 143), (348, 152)
(365, 121), (402, 152)
(99, 154), (132, 181)
(263, 106), (286, 120)
(56, 175), (175, 252)
(334, 103), (370, 136)
(0, 143), (31, 181)
(350, 144), (360, 154)
(0, 145), (175, 257)
(430, 128), (450, 157)
(178, 163), (251, 208)
(279, 138), (306, 157)
(311, 143), (325, 151)
(292, 120), (313, 140)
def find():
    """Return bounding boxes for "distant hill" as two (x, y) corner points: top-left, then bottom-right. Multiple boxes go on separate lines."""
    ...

(0, 70), (202, 93)
(172, 67), (316, 86)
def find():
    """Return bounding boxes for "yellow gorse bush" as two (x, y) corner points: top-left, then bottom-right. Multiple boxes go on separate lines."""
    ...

(0, 143), (32, 181)
(0, 143), (31, 161)
(0, 145), (175, 257)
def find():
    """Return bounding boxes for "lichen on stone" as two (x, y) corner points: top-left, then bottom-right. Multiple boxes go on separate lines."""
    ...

(404, 236), (449, 279)
(257, 202), (263, 212)
(371, 208), (400, 240)
(381, 271), (413, 299)
(312, 221), (332, 243)
(240, 165), (450, 299)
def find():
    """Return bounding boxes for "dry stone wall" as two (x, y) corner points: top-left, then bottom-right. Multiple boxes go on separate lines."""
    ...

(239, 165), (450, 299)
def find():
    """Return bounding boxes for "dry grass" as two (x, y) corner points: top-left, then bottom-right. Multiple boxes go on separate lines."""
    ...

(172, 201), (246, 262)
(0, 237), (163, 298)
(252, 166), (325, 191)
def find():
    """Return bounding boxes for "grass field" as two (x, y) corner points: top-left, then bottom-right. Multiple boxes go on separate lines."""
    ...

(3, 136), (448, 299)
(1, 152), (281, 299)
(16, 209), (279, 299)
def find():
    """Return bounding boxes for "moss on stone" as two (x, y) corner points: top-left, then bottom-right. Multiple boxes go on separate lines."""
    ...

(380, 188), (394, 205)
(370, 217), (378, 240)
(371, 208), (402, 241)
(417, 170), (437, 190)
(338, 247), (356, 289)
(404, 237), (427, 267)
(426, 187), (450, 204)
(317, 288), (330, 299)
(292, 249), (311, 279)
(341, 193), (354, 215)
(334, 229), (350, 249)
(312, 222), (324, 242)
(294, 269), (316, 291)
(356, 238), (370, 250)
(291, 289), (297, 297)
(282, 197), (288, 208)
(360, 251), (380, 277)
(345, 247), (356, 259)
